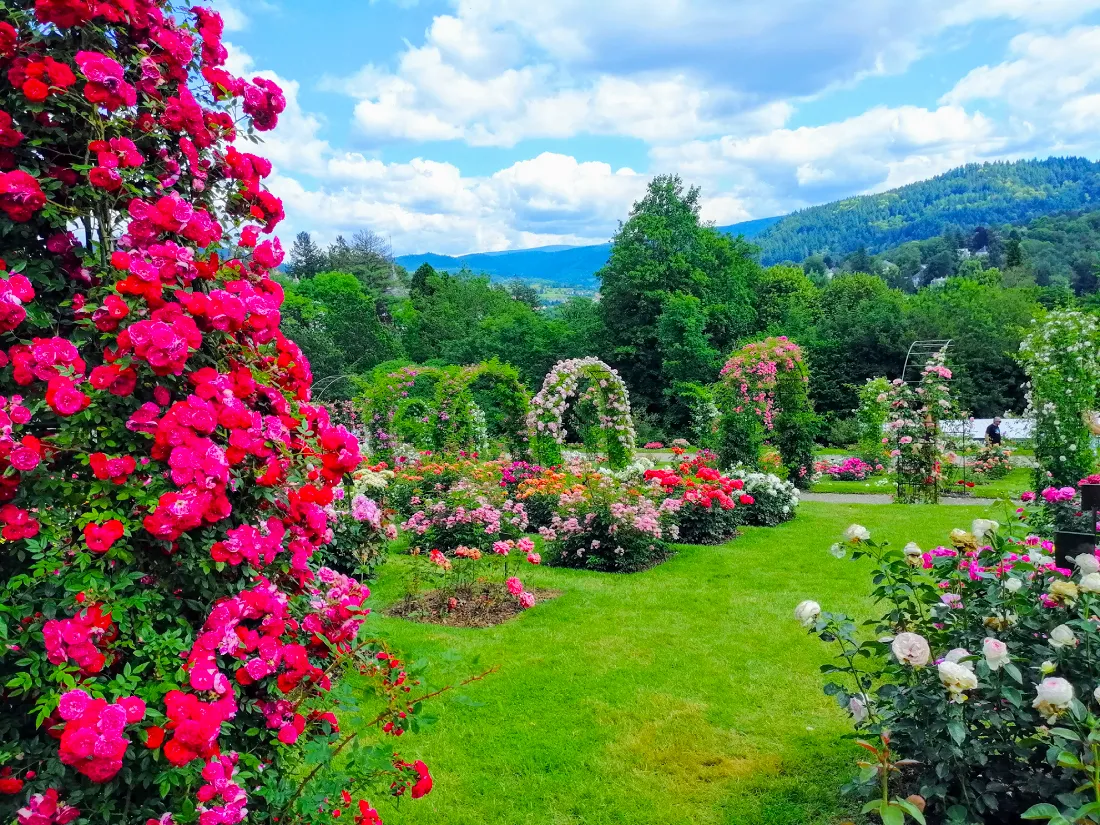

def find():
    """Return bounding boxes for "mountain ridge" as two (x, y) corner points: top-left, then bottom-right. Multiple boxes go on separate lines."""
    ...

(396, 157), (1100, 286)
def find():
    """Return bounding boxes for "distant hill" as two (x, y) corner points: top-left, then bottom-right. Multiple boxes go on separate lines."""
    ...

(396, 215), (782, 288)
(752, 157), (1100, 265)
(397, 158), (1100, 285)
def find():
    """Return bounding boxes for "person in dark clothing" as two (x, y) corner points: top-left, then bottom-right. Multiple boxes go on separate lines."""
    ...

(985, 417), (1002, 445)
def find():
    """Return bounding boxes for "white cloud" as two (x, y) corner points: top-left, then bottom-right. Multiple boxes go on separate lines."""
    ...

(942, 26), (1100, 137)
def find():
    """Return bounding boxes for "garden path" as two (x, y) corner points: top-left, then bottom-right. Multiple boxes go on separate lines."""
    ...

(800, 492), (995, 506)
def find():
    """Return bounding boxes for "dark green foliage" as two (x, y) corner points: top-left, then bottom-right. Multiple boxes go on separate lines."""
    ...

(278, 272), (404, 398)
(287, 230), (327, 279)
(598, 175), (759, 415)
(754, 157), (1100, 264)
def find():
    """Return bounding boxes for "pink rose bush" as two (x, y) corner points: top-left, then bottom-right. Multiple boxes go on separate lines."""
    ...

(813, 455), (882, 482)
(798, 513), (1100, 823)
(0, 4), (443, 824)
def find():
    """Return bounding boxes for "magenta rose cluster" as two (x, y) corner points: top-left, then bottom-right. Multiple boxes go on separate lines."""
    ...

(0, 3), (437, 824)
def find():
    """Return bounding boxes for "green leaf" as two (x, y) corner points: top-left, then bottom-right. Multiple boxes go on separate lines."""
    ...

(880, 803), (905, 825)
(1004, 662), (1023, 684)
(895, 798), (927, 824)
(1021, 803), (1062, 820)
(947, 720), (967, 745)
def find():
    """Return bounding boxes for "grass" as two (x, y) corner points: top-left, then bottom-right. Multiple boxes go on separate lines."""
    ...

(363, 501), (1001, 825)
(811, 466), (1033, 500)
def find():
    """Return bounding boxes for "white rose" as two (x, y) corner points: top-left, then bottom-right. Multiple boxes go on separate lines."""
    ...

(982, 637), (1011, 671)
(1075, 553), (1100, 576)
(794, 600), (821, 628)
(844, 524), (870, 543)
(1033, 677), (1075, 722)
(1094, 685), (1100, 705)
(938, 661), (979, 702)
(1049, 624), (1078, 649)
(945, 648), (974, 671)
(828, 543), (846, 559)
(903, 542), (922, 557)
(848, 694), (868, 723)
(892, 632), (931, 667)
(1081, 573), (1100, 594)
(971, 519), (999, 540)
(1004, 578), (1023, 593)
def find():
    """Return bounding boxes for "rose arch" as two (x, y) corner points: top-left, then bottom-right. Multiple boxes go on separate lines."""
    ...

(716, 336), (817, 486)
(435, 360), (530, 457)
(360, 364), (451, 459)
(527, 357), (636, 469)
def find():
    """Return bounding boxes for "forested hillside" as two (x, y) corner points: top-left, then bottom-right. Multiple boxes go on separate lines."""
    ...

(280, 175), (1072, 442)
(754, 157), (1100, 264)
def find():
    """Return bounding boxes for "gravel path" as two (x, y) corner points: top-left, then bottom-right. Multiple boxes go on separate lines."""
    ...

(800, 492), (995, 506)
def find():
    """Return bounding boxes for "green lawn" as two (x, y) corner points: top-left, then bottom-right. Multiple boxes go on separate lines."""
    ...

(811, 466), (1033, 500)
(364, 501), (1000, 825)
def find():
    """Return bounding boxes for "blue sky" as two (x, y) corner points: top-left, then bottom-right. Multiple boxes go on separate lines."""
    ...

(213, 0), (1100, 255)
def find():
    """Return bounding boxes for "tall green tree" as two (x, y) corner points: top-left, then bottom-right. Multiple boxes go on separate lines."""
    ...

(656, 294), (721, 430)
(287, 231), (327, 279)
(598, 175), (759, 417)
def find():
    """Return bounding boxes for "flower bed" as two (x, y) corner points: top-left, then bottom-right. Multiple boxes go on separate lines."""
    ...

(727, 469), (800, 526)
(813, 456), (883, 482)
(390, 538), (549, 627)
(797, 505), (1100, 823)
(643, 452), (755, 545)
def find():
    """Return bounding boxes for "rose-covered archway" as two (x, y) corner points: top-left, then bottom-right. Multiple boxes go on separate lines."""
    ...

(527, 357), (636, 469)
(435, 360), (529, 457)
(716, 337), (817, 486)
(1018, 311), (1100, 487)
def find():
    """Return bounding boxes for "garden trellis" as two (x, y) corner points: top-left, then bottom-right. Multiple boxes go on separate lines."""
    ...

(527, 357), (636, 470)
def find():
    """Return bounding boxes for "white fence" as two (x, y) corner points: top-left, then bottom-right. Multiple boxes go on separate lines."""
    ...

(938, 418), (1034, 441)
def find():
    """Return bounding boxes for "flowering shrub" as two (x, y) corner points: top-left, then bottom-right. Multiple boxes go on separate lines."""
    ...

(0, 5), (444, 823)
(538, 472), (677, 572)
(717, 336), (817, 487)
(643, 452), (754, 544)
(528, 357), (636, 470)
(798, 516), (1100, 824)
(318, 463), (398, 578)
(401, 482), (529, 556)
(814, 456), (883, 482)
(643, 441), (664, 449)
(883, 349), (957, 503)
(726, 469), (799, 526)
(971, 442), (1013, 480)
(1018, 311), (1100, 487)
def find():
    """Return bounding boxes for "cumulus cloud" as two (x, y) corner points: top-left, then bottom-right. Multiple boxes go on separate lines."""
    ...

(652, 104), (1005, 207)
(942, 26), (1100, 138)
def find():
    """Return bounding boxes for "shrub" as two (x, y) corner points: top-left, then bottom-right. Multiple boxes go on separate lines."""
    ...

(971, 443), (1013, 480)
(539, 474), (677, 572)
(0, 6), (441, 823)
(401, 483), (528, 555)
(799, 513), (1100, 824)
(643, 453), (754, 544)
(814, 456), (883, 481)
(726, 470), (799, 526)
(318, 464), (397, 579)
(822, 414), (862, 448)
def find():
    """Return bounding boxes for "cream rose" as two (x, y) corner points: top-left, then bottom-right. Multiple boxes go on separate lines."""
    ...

(794, 600), (821, 628)
(844, 524), (871, 543)
(1080, 573), (1100, 594)
(938, 661), (979, 702)
(971, 519), (1000, 540)
(1049, 624), (1078, 649)
(892, 632), (931, 667)
(1075, 553), (1100, 576)
(1033, 677), (1074, 722)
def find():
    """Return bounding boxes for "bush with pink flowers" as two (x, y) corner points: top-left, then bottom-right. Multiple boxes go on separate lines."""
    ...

(0, 5), (447, 823)
(813, 455), (883, 482)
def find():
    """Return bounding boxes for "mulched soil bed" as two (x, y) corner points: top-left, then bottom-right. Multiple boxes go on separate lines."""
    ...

(386, 582), (561, 628)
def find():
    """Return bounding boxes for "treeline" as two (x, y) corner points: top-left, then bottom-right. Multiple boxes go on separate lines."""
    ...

(754, 157), (1100, 265)
(281, 174), (1067, 444)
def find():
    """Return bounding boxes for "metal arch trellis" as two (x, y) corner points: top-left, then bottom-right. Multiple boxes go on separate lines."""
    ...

(901, 339), (953, 384)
